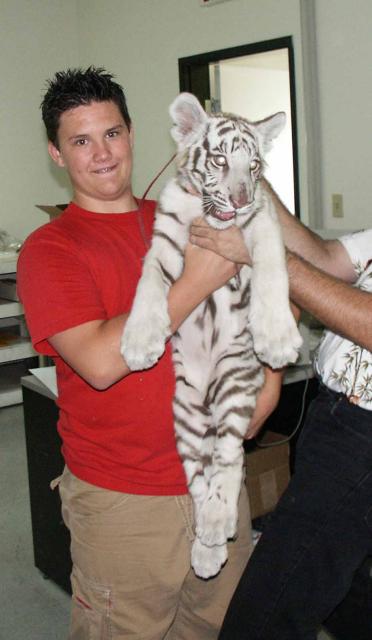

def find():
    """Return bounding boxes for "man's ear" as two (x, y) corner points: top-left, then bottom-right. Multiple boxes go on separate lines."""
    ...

(129, 126), (134, 148)
(48, 140), (65, 168)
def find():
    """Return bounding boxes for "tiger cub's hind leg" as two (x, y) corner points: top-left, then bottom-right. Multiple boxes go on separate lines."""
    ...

(189, 415), (231, 579)
(197, 356), (264, 549)
(173, 374), (211, 521)
(191, 538), (228, 580)
(173, 373), (227, 578)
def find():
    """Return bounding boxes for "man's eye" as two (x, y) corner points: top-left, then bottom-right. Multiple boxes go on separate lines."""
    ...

(75, 138), (87, 146)
(250, 159), (260, 171)
(211, 155), (227, 167)
(107, 130), (119, 138)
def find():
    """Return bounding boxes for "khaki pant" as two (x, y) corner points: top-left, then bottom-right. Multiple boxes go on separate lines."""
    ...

(58, 467), (253, 640)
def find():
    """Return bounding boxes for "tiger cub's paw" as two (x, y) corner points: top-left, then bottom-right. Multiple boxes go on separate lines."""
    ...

(120, 313), (170, 371)
(196, 494), (237, 547)
(251, 306), (302, 369)
(191, 538), (228, 579)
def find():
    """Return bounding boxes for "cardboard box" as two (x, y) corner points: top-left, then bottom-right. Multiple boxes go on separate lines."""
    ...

(36, 204), (68, 221)
(245, 431), (290, 520)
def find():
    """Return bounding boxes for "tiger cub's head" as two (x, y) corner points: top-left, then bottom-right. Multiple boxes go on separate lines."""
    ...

(169, 92), (285, 230)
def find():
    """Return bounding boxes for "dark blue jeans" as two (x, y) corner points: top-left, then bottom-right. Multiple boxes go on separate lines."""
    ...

(219, 385), (372, 640)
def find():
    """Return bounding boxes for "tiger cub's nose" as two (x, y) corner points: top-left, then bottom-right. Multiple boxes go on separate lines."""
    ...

(230, 189), (249, 209)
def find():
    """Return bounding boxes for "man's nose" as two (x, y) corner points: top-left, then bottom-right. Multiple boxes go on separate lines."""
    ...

(93, 140), (111, 160)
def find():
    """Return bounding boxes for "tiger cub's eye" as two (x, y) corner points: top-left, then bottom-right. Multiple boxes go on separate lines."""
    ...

(250, 159), (260, 171)
(212, 155), (227, 167)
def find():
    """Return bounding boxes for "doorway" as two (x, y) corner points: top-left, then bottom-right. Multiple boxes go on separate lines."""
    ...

(179, 37), (299, 217)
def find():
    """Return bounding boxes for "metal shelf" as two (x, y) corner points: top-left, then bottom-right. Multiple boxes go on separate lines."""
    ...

(0, 378), (22, 407)
(0, 253), (18, 275)
(0, 254), (37, 407)
(0, 336), (36, 364)
(0, 298), (23, 319)
(0, 361), (35, 407)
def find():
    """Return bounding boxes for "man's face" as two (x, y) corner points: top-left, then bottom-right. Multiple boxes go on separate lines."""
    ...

(48, 100), (136, 212)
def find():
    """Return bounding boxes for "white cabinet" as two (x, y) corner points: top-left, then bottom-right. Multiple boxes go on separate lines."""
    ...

(0, 253), (37, 407)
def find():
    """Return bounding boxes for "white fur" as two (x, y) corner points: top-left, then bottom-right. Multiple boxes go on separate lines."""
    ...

(121, 94), (302, 578)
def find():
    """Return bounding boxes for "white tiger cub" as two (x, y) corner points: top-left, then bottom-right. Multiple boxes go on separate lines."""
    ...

(121, 93), (302, 579)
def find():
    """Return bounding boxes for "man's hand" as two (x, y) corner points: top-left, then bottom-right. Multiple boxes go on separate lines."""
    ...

(183, 241), (239, 290)
(190, 217), (251, 265)
(168, 242), (239, 333)
(245, 367), (283, 440)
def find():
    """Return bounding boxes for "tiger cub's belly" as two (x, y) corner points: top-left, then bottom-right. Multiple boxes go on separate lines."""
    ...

(173, 284), (250, 390)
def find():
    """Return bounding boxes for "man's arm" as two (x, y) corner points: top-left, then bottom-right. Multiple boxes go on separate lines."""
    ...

(262, 180), (356, 283)
(189, 191), (372, 351)
(260, 181), (372, 349)
(49, 243), (238, 390)
(244, 300), (301, 439)
(245, 366), (284, 440)
(190, 180), (356, 285)
(286, 251), (372, 351)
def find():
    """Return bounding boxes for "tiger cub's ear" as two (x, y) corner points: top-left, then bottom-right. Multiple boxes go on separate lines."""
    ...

(169, 92), (208, 149)
(253, 111), (286, 156)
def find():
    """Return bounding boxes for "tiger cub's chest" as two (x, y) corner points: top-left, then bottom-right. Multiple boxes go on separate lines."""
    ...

(178, 266), (251, 353)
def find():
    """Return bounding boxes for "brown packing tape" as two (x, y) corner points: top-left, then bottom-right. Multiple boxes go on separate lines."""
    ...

(245, 431), (290, 519)
(259, 469), (280, 513)
(246, 435), (289, 476)
(246, 465), (290, 519)
(246, 445), (288, 475)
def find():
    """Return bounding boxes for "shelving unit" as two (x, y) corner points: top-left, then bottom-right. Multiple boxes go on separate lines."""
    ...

(0, 253), (37, 407)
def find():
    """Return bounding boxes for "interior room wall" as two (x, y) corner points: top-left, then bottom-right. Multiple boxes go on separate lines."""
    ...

(2, 0), (371, 240)
(1, 0), (79, 240)
(76, 0), (306, 216)
(314, 0), (372, 231)
(75, 0), (372, 232)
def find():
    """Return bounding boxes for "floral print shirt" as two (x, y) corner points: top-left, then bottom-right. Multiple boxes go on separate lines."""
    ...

(314, 229), (372, 409)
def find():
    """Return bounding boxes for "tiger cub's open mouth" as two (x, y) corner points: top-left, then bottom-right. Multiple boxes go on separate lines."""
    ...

(211, 208), (236, 222)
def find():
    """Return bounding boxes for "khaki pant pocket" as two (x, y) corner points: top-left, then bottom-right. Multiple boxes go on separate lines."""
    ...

(70, 565), (112, 640)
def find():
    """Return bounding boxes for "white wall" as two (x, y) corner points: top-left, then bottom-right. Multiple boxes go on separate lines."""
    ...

(314, 0), (372, 231)
(76, 0), (305, 216)
(0, 0), (79, 240)
(2, 0), (371, 240)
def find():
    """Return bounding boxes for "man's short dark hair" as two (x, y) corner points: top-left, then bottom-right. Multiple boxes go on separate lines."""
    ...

(41, 66), (131, 147)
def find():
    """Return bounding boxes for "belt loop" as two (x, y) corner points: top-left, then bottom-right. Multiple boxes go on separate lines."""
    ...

(50, 475), (62, 490)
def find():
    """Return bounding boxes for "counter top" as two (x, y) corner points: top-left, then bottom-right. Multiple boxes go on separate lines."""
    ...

(21, 362), (314, 404)
(21, 374), (57, 401)
(283, 363), (314, 385)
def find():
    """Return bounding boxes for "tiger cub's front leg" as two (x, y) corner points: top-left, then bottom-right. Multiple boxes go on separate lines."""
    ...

(246, 198), (302, 369)
(121, 245), (174, 371)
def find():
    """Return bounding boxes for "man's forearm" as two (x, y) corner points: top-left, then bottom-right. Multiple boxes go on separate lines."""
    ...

(168, 244), (237, 332)
(51, 245), (237, 389)
(263, 179), (354, 281)
(287, 251), (372, 351)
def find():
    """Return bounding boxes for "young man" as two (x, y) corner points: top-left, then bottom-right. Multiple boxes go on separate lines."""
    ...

(190, 184), (372, 639)
(17, 67), (280, 640)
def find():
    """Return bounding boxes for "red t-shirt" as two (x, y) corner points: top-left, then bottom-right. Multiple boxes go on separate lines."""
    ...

(17, 200), (187, 495)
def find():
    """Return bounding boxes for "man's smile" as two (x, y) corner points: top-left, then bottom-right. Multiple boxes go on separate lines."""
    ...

(93, 164), (117, 175)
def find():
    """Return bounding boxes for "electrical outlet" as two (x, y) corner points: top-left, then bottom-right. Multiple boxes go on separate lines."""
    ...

(332, 193), (343, 218)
